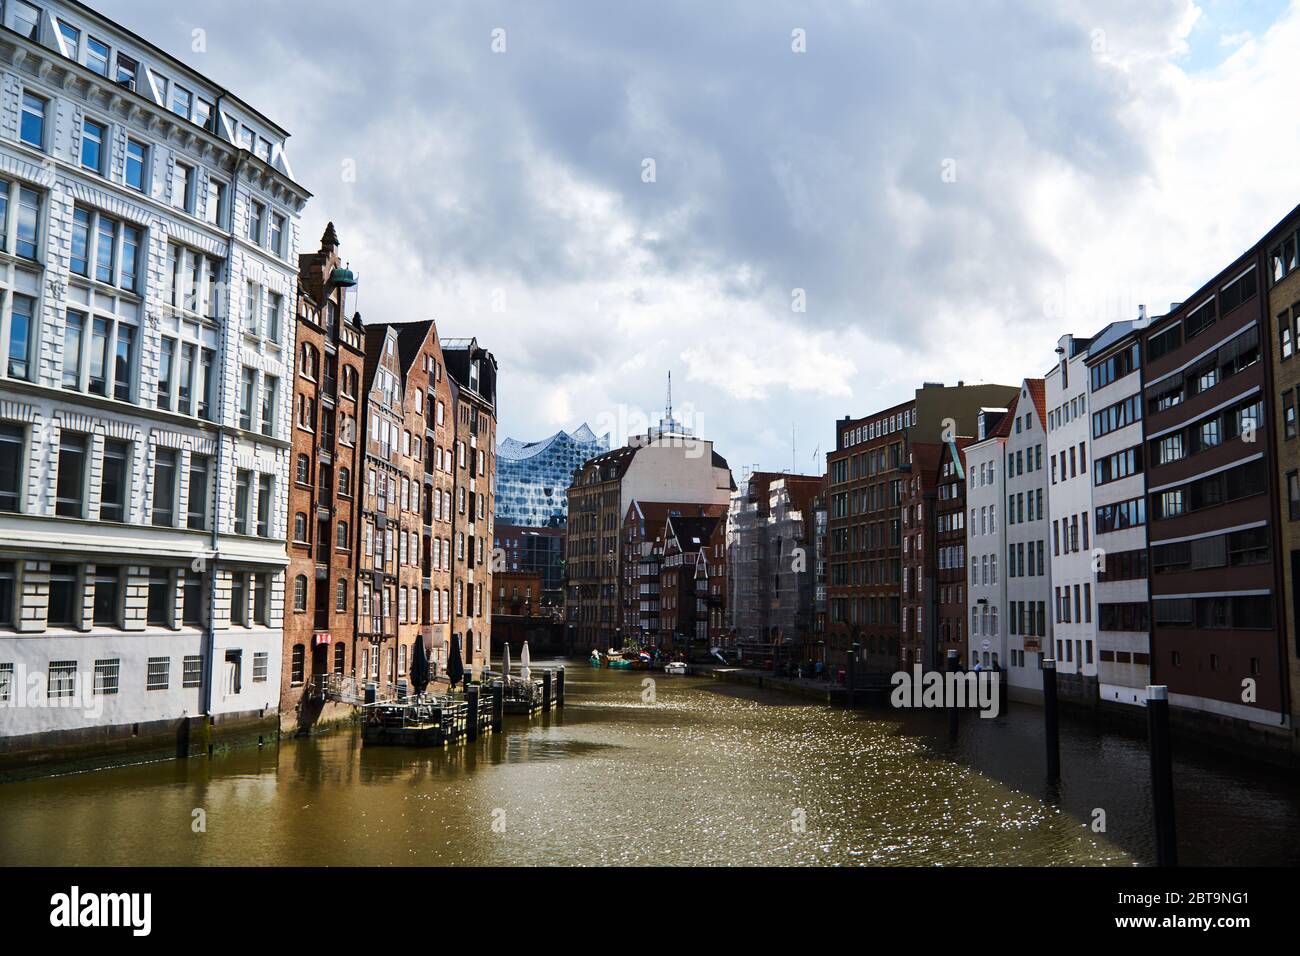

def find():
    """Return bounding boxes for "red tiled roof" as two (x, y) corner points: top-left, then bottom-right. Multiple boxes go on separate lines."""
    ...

(1024, 378), (1047, 429)
(988, 394), (1020, 439)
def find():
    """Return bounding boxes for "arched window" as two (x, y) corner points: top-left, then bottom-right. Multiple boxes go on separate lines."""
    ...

(301, 344), (318, 379)
(295, 453), (310, 484)
(336, 521), (349, 550)
(338, 466), (350, 496)
(335, 578), (347, 612)
(293, 512), (308, 542)
(293, 575), (307, 611)
(291, 644), (305, 685)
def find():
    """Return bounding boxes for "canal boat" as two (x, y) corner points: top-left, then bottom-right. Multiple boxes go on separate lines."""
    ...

(664, 661), (689, 675)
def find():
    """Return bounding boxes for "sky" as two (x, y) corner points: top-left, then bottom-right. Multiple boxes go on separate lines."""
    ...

(108, 0), (1300, 480)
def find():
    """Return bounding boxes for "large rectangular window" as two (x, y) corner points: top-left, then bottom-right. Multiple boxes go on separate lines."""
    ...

(0, 424), (22, 512)
(92, 566), (121, 626)
(257, 475), (273, 537)
(239, 367), (255, 430)
(147, 569), (172, 626)
(48, 564), (80, 627)
(81, 119), (105, 173)
(234, 470), (252, 535)
(152, 448), (178, 527)
(187, 453), (209, 530)
(100, 439), (129, 522)
(55, 432), (87, 517)
(125, 140), (147, 192)
(6, 293), (35, 381)
(20, 92), (46, 149)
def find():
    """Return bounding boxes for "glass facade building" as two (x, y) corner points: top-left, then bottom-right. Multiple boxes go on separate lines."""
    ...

(495, 424), (608, 526)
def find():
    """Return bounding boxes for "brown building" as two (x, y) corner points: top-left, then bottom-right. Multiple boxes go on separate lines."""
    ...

(280, 224), (366, 731)
(442, 339), (498, 675)
(658, 513), (726, 655)
(622, 500), (726, 647)
(1142, 221), (1288, 734)
(827, 382), (1017, 674)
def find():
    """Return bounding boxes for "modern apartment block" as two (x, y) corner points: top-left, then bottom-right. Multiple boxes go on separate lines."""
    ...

(1143, 238), (1285, 733)
(726, 470), (822, 646)
(0, 0), (306, 769)
(1078, 322), (1151, 706)
(495, 424), (606, 526)
(828, 382), (1017, 673)
(965, 405), (1011, 674)
(566, 415), (733, 649)
(280, 224), (364, 731)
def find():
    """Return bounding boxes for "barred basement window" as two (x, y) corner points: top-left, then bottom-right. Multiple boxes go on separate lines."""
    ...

(252, 652), (268, 683)
(290, 645), (304, 686)
(47, 661), (77, 698)
(146, 657), (169, 690)
(182, 655), (202, 688)
(94, 658), (119, 695)
(0, 662), (12, 702)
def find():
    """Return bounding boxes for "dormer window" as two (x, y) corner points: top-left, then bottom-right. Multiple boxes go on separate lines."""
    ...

(10, 2), (40, 41)
(171, 85), (192, 119)
(86, 36), (110, 76)
(114, 53), (137, 89)
(57, 21), (79, 59)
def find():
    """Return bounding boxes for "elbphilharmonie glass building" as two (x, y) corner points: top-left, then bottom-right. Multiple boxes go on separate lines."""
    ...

(495, 424), (609, 526)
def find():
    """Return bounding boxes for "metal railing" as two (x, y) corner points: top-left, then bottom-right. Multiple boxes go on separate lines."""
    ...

(312, 673), (368, 704)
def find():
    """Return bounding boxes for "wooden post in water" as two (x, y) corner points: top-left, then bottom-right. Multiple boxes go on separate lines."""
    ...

(1146, 685), (1178, 866)
(466, 686), (479, 741)
(946, 648), (959, 739)
(1043, 658), (1060, 781)
(491, 682), (503, 732)
(555, 666), (565, 707)
(845, 649), (856, 709)
(542, 669), (553, 713)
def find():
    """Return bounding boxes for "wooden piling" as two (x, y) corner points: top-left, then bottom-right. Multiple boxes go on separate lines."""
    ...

(946, 648), (959, 738)
(491, 683), (503, 732)
(1147, 685), (1178, 866)
(555, 666), (565, 707)
(466, 686), (479, 741)
(1043, 658), (1060, 781)
(542, 670), (553, 713)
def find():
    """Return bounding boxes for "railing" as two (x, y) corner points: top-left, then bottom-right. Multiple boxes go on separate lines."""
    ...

(312, 673), (368, 704)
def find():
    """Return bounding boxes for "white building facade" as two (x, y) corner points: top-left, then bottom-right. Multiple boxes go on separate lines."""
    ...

(965, 410), (1007, 674)
(1046, 334), (1100, 701)
(1084, 320), (1152, 706)
(1004, 379), (1052, 701)
(0, 1), (308, 768)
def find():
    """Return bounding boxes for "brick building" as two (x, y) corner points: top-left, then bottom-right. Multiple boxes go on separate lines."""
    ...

(280, 224), (364, 730)
(658, 512), (726, 656)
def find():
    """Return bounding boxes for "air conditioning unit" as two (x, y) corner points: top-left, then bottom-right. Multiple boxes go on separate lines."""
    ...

(116, 77), (135, 92)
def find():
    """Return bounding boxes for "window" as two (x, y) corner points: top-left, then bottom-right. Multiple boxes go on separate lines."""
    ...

(152, 448), (178, 526)
(243, 281), (260, 336)
(239, 367), (255, 430)
(253, 651), (269, 683)
(5, 292), (35, 381)
(20, 92), (46, 149)
(55, 432), (87, 517)
(0, 424), (22, 512)
(253, 574), (269, 626)
(235, 470), (251, 534)
(293, 575), (307, 612)
(257, 475), (273, 537)
(15, 185), (39, 259)
(261, 375), (278, 437)
(206, 179), (227, 226)
(336, 579), (347, 612)
(57, 20), (79, 58)
(92, 566), (120, 626)
(182, 572), (205, 625)
(100, 439), (129, 522)
(125, 140), (148, 192)
(269, 213), (285, 256)
(231, 573), (248, 626)
(85, 35), (109, 75)
(247, 200), (265, 242)
(172, 162), (194, 213)
(146, 657), (170, 691)
(296, 454), (310, 485)
(9, 2), (40, 40)
(115, 52), (138, 88)
(187, 454), (210, 530)
(93, 659), (119, 696)
(171, 84), (193, 119)
(267, 291), (283, 343)
(183, 655), (202, 687)
(147, 569), (172, 626)
(48, 564), (79, 627)
(81, 119), (105, 172)
(293, 512), (307, 542)
(291, 645), (305, 685)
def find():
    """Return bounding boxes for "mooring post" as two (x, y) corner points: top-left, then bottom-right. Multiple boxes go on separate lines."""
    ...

(946, 648), (959, 739)
(845, 648), (856, 709)
(555, 666), (565, 707)
(542, 669), (553, 713)
(491, 682), (503, 732)
(1043, 658), (1060, 781)
(1147, 684), (1177, 866)
(466, 686), (480, 741)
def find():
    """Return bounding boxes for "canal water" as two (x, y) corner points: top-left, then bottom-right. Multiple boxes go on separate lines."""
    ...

(1, 663), (1297, 866)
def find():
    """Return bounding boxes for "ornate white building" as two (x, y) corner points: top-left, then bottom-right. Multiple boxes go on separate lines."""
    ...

(0, 0), (308, 770)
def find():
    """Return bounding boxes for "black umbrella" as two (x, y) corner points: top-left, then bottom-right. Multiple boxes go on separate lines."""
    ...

(410, 637), (430, 696)
(446, 634), (464, 689)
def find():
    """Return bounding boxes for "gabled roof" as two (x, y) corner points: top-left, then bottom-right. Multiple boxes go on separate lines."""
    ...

(1023, 378), (1047, 429)
(665, 514), (724, 553)
(987, 394), (1020, 439)
(625, 500), (727, 531)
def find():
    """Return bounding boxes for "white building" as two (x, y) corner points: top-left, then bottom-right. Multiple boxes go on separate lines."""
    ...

(1004, 379), (1052, 700)
(1084, 319), (1153, 706)
(964, 407), (1008, 675)
(0, 0), (308, 768)
(1045, 334), (1100, 700)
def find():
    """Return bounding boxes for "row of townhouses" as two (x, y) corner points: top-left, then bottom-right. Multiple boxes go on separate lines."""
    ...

(0, 0), (496, 774)
(823, 203), (1300, 756)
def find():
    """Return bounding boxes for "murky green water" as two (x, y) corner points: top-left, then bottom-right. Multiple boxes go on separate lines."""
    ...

(1, 663), (1296, 866)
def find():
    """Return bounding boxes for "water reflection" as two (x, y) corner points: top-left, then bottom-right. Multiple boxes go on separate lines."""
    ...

(0, 663), (1295, 866)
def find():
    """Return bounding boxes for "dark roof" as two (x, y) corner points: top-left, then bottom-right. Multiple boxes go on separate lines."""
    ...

(988, 394), (1020, 439)
(395, 320), (436, 377)
(665, 514), (724, 552)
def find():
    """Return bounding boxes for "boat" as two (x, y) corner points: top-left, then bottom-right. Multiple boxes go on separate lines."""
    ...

(607, 655), (632, 670)
(664, 661), (689, 675)
(589, 650), (603, 667)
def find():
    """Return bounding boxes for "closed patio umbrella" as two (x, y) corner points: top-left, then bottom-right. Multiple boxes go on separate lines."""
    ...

(447, 635), (464, 689)
(520, 641), (531, 683)
(502, 643), (512, 690)
(410, 637), (430, 697)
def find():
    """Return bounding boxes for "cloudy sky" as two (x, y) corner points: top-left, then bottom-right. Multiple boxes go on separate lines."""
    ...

(113, 0), (1300, 477)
